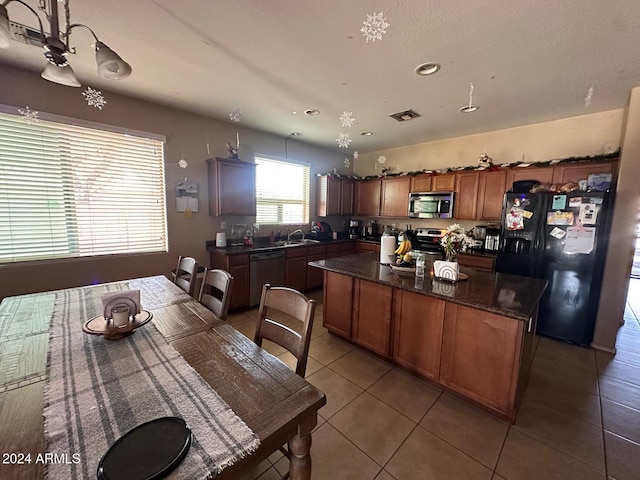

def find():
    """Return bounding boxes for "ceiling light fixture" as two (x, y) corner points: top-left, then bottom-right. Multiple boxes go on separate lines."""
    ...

(414, 62), (440, 76)
(304, 109), (320, 116)
(290, 132), (302, 136)
(0, 0), (132, 87)
(360, 131), (374, 136)
(459, 82), (479, 113)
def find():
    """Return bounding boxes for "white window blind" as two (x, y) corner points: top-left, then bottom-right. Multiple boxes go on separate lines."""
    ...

(0, 111), (167, 264)
(255, 156), (310, 225)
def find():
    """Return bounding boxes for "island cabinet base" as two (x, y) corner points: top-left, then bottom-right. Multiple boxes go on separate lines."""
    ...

(322, 271), (536, 423)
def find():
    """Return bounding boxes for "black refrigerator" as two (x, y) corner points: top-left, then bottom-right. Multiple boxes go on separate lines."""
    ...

(495, 191), (614, 345)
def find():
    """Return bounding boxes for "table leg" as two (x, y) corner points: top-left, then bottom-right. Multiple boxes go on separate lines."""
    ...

(288, 431), (312, 480)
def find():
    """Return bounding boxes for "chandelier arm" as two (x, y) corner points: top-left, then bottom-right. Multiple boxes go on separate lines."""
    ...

(67, 22), (99, 42)
(2, 0), (46, 41)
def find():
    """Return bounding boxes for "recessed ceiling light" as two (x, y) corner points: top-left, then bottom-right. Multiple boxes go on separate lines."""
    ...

(415, 62), (440, 76)
(292, 111), (297, 115)
(304, 109), (320, 116)
(459, 105), (479, 113)
(360, 131), (374, 136)
(290, 132), (302, 136)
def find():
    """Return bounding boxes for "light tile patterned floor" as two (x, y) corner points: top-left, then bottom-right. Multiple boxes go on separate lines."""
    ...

(231, 279), (640, 480)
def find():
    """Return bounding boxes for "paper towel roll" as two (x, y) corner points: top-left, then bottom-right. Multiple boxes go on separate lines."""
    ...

(380, 236), (396, 264)
(216, 232), (227, 247)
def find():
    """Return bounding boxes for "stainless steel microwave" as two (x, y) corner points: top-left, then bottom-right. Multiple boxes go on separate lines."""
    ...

(408, 192), (455, 218)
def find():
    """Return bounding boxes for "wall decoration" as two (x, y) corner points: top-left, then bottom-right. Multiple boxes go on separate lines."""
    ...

(339, 111), (356, 127)
(360, 11), (390, 43)
(229, 107), (242, 122)
(17, 106), (39, 123)
(82, 87), (107, 109)
(178, 158), (188, 169)
(344, 157), (351, 168)
(336, 132), (352, 148)
(585, 85), (594, 107)
(353, 150), (359, 160)
(175, 179), (198, 213)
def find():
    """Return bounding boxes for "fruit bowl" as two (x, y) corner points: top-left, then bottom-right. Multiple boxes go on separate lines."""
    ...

(388, 255), (415, 268)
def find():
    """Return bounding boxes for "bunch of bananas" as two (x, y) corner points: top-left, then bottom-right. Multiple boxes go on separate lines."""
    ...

(394, 238), (412, 255)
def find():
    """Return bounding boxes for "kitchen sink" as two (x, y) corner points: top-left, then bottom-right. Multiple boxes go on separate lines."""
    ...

(268, 239), (320, 247)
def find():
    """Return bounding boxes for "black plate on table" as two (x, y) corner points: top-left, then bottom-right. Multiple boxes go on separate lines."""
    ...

(97, 417), (192, 480)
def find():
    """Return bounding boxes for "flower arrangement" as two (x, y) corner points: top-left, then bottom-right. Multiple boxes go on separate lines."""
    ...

(440, 223), (467, 262)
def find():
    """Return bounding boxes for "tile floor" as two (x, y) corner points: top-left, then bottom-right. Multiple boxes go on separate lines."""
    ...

(231, 279), (640, 480)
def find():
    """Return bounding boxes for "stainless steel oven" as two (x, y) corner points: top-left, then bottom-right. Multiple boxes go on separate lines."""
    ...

(408, 192), (455, 218)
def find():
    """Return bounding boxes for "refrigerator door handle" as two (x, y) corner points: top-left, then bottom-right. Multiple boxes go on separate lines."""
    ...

(528, 315), (533, 333)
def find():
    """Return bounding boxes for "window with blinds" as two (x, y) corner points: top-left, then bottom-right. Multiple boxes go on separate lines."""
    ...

(0, 110), (167, 264)
(254, 156), (310, 225)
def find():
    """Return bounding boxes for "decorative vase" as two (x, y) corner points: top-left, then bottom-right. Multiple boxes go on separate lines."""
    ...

(434, 260), (460, 282)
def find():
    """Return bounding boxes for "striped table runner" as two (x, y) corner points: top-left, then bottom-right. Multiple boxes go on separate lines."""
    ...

(43, 283), (259, 479)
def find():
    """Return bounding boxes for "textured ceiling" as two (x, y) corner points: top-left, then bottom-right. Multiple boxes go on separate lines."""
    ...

(1, 0), (639, 153)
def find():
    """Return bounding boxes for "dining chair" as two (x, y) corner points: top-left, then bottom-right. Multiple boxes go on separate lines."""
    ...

(198, 268), (234, 320)
(254, 284), (317, 378)
(254, 284), (317, 480)
(173, 256), (199, 297)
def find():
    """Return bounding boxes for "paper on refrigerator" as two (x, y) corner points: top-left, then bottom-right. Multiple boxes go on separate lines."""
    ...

(563, 227), (595, 254)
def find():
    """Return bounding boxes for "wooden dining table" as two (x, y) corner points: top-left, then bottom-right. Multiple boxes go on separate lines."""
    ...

(0, 275), (326, 480)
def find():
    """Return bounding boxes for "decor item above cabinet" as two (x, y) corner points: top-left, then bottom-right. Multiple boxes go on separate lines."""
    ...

(206, 157), (256, 216)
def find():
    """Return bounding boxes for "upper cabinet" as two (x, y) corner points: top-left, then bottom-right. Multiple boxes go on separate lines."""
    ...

(454, 172), (480, 220)
(506, 166), (554, 188)
(380, 176), (411, 217)
(477, 169), (508, 221)
(316, 176), (354, 217)
(410, 174), (432, 192)
(355, 179), (382, 216)
(206, 157), (256, 216)
(551, 160), (617, 185)
(432, 174), (456, 192)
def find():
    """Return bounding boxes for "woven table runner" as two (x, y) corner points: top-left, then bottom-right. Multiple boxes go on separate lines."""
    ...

(43, 283), (259, 479)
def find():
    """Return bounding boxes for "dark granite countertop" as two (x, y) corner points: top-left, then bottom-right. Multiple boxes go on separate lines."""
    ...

(309, 253), (547, 322)
(207, 238), (354, 255)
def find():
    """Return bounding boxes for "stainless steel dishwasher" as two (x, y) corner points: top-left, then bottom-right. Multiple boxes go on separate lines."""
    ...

(249, 250), (286, 306)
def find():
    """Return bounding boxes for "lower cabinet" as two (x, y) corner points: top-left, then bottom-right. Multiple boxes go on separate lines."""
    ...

(307, 245), (327, 289)
(352, 280), (393, 357)
(355, 241), (380, 253)
(286, 248), (307, 291)
(393, 290), (445, 382)
(323, 271), (353, 338)
(456, 252), (496, 272)
(210, 252), (250, 310)
(440, 303), (524, 415)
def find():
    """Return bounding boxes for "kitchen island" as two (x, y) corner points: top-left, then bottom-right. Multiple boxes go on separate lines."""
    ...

(309, 253), (548, 423)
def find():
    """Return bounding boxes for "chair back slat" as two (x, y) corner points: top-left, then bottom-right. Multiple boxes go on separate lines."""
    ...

(198, 268), (234, 320)
(254, 284), (316, 377)
(174, 256), (198, 297)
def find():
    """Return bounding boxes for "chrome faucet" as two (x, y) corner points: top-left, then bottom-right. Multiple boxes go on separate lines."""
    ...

(287, 229), (304, 243)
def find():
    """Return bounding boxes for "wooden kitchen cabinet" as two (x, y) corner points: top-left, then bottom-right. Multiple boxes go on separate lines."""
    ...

(317, 176), (354, 217)
(325, 243), (342, 259)
(307, 245), (326, 289)
(380, 176), (411, 217)
(352, 279), (393, 357)
(410, 174), (432, 192)
(454, 172), (480, 220)
(210, 252), (250, 310)
(432, 174), (456, 192)
(440, 303), (524, 414)
(206, 157), (256, 216)
(477, 169), (507, 221)
(355, 179), (381, 216)
(551, 160), (617, 185)
(393, 290), (445, 381)
(456, 252), (496, 272)
(341, 241), (355, 256)
(285, 247), (308, 291)
(355, 241), (380, 254)
(323, 271), (353, 337)
(506, 166), (554, 191)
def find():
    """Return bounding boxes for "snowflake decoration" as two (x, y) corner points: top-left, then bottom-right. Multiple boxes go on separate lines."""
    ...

(82, 87), (107, 110)
(353, 150), (359, 160)
(344, 157), (351, 168)
(18, 106), (39, 123)
(377, 155), (387, 164)
(336, 132), (352, 148)
(585, 85), (594, 107)
(339, 111), (356, 128)
(360, 11), (390, 43)
(178, 158), (188, 169)
(229, 107), (242, 122)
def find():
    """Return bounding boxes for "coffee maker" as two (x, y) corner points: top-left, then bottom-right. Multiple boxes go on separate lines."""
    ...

(348, 220), (360, 240)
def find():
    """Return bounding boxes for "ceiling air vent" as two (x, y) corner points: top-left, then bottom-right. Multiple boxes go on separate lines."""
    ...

(389, 109), (421, 122)
(9, 21), (46, 47)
